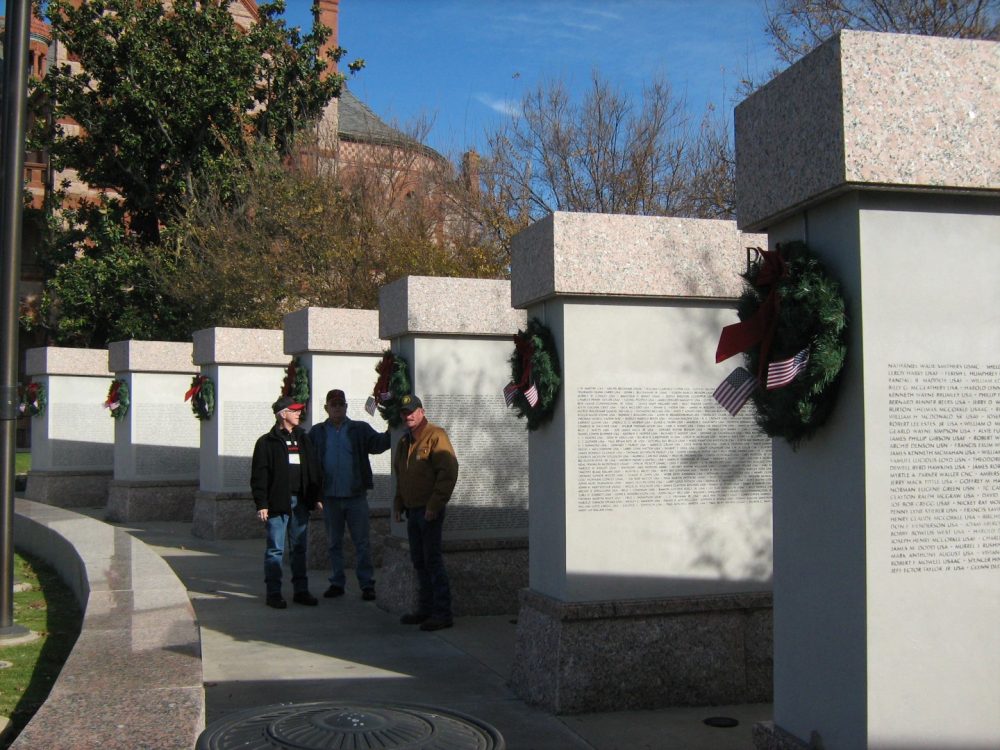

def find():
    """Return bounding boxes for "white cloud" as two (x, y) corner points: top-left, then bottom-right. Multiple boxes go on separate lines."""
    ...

(474, 93), (521, 117)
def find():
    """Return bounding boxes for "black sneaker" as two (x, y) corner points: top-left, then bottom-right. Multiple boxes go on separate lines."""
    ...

(323, 585), (345, 598)
(419, 617), (453, 632)
(293, 591), (318, 606)
(266, 595), (287, 609)
(361, 587), (376, 601)
(399, 612), (430, 625)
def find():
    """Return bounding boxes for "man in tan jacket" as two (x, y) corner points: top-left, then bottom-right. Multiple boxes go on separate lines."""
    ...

(393, 394), (459, 630)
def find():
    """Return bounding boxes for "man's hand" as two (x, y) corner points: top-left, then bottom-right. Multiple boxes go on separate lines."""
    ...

(315, 501), (323, 511)
(424, 508), (438, 521)
(393, 510), (403, 522)
(257, 508), (268, 522)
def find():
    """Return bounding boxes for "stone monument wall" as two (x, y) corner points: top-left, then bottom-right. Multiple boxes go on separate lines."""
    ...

(24, 347), (114, 506)
(735, 30), (1000, 749)
(106, 340), (200, 522)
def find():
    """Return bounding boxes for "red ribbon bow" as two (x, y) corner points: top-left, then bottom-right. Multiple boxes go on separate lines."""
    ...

(184, 376), (204, 402)
(513, 333), (535, 390)
(715, 248), (787, 379)
(373, 353), (395, 402)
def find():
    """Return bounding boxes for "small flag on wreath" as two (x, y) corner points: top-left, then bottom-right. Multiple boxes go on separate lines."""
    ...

(364, 396), (377, 416)
(713, 367), (758, 416)
(766, 348), (810, 390)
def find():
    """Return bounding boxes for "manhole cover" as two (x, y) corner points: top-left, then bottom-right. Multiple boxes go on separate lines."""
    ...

(197, 701), (505, 749)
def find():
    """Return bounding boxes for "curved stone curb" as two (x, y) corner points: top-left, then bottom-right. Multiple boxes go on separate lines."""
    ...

(10, 499), (204, 750)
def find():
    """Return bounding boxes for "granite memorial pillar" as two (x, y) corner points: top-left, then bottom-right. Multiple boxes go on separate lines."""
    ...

(377, 276), (529, 616)
(281, 307), (392, 572)
(23, 347), (114, 506)
(734, 30), (1000, 750)
(508, 211), (773, 713)
(106, 340), (200, 522)
(190, 327), (287, 539)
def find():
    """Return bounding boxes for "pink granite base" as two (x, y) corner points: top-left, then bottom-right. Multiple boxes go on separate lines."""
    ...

(191, 492), (263, 540)
(106, 480), (198, 523)
(307, 508), (390, 573)
(24, 470), (111, 508)
(377, 534), (528, 616)
(510, 588), (773, 714)
(753, 721), (815, 749)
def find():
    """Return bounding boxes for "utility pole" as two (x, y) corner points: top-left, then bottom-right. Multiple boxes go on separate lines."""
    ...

(0, 0), (32, 637)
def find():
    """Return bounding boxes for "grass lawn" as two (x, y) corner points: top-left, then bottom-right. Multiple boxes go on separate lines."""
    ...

(13, 454), (29, 476)
(0, 552), (81, 748)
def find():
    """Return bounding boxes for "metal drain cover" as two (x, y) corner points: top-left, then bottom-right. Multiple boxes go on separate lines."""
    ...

(196, 701), (505, 749)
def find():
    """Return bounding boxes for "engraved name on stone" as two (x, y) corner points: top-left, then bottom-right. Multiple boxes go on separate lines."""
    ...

(133, 403), (199, 475)
(51, 402), (114, 467)
(576, 386), (770, 511)
(888, 363), (1000, 574)
(222, 401), (273, 489)
(423, 395), (528, 532)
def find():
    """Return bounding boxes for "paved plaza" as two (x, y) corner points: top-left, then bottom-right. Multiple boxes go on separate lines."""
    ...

(96, 513), (770, 749)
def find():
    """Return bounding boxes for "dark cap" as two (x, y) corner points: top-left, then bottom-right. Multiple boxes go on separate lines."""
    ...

(325, 389), (346, 403)
(399, 394), (423, 412)
(272, 396), (305, 414)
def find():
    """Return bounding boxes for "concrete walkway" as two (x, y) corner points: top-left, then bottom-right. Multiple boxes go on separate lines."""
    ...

(109, 516), (770, 750)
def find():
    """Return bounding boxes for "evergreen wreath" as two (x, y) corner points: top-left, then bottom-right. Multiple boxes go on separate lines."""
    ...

(736, 241), (847, 446)
(371, 351), (411, 429)
(18, 381), (46, 418)
(507, 318), (562, 431)
(185, 374), (215, 421)
(281, 357), (310, 409)
(104, 378), (130, 420)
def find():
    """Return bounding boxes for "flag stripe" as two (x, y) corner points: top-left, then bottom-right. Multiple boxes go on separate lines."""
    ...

(767, 348), (810, 390)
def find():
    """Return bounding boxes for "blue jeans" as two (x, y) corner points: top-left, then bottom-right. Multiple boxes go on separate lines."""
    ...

(406, 506), (451, 619)
(322, 494), (374, 589)
(264, 495), (311, 596)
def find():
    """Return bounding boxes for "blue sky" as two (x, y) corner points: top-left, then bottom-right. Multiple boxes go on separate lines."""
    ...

(284, 0), (781, 159)
(3, 0), (781, 159)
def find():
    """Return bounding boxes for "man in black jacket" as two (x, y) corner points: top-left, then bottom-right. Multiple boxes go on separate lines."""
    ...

(308, 388), (391, 601)
(251, 396), (323, 609)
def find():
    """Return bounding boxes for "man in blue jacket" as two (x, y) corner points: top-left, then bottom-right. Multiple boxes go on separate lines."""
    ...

(309, 389), (391, 601)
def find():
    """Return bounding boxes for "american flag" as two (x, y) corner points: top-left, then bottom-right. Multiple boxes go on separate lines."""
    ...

(523, 383), (539, 407)
(364, 396), (377, 416)
(503, 382), (519, 407)
(767, 348), (810, 390)
(713, 367), (758, 416)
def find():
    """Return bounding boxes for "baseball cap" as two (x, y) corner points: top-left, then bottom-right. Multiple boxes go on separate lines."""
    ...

(272, 396), (305, 414)
(399, 394), (423, 412)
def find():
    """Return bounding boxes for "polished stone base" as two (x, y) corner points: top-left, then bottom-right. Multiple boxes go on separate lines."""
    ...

(191, 491), (263, 540)
(24, 470), (111, 507)
(752, 721), (815, 749)
(377, 535), (528, 616)
(106, 480), (198, 522)
(510, 588), (773, 714)
(307, 507), (390, 574)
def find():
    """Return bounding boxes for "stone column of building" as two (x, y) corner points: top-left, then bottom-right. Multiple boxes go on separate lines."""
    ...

(734, 31), (1000, 750)
(190, 327), (288, 540)
(507, 211), (773, 713)
(376, 276), (530, 616)
(282, 307), (391, 572)
(23, 347), (114, 506)
(105, 340), (200, 523)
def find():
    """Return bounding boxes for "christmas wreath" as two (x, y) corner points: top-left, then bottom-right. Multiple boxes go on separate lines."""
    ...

(368, 351), (411, 429)
(104, 378), (130, 420)
(281, 357), (310, 410)
(504, 318), (561, 431)
(715, 241), (847, 446)
(18, 381), (46, 418)
(184, 374), (215, 420)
